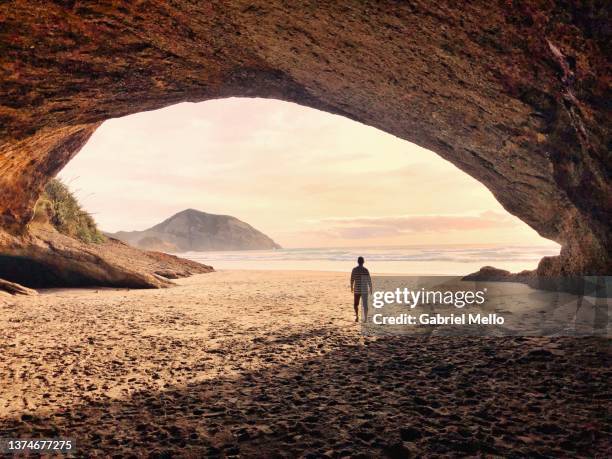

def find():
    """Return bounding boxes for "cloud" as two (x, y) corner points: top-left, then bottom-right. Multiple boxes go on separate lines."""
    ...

(334, 226), (402, 239)
(315, 211), (518, 238)
(60, 97), (550, 247)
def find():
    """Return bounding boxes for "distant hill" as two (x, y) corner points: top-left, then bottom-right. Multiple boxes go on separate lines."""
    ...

(107, 209), (281, 252)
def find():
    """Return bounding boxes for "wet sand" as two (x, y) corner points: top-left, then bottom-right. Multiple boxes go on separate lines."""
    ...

(0, 270), (609, 457)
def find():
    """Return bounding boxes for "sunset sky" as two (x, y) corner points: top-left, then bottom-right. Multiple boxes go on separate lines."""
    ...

(59, 98), (557, 249)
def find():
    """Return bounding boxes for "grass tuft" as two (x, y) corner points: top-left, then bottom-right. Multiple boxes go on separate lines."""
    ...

(32, 178), (105, 244)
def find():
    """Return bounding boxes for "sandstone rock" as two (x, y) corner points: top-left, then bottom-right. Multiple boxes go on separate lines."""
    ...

(0, 1), (609, 284)
(463, 266), (534, 283)
(0, 224), (212, 289)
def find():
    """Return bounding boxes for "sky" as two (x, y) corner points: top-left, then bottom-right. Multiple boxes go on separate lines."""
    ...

(59, 97), (558, 249)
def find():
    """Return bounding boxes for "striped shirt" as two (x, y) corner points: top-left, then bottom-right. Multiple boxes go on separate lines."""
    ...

(351, 266), (372, 294)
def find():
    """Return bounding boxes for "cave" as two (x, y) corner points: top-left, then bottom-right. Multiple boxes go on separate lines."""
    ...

(0, 1), (610, 289)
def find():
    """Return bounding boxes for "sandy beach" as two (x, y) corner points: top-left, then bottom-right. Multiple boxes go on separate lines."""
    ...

(1, 270), (609, 457)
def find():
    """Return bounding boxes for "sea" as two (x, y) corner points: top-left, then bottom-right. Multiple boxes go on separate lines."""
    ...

(183, 245), (560, 275)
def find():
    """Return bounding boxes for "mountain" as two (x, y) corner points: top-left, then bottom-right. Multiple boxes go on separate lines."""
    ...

(107, 209), (281, 252)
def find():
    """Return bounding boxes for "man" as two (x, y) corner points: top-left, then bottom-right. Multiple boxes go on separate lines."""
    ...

(350, 256), (372, 323)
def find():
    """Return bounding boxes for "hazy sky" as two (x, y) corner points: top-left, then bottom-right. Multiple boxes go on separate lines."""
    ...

(59, 98), (557, 249)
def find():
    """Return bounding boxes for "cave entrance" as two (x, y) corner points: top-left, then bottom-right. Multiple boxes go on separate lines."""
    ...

(52, 97), (559, 276)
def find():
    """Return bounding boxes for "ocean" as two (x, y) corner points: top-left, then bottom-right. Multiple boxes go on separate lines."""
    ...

(182, 245), (560, 275)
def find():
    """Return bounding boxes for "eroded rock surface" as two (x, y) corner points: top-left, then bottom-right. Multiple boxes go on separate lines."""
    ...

(463, 266), (534, 283)
(0, 224), (213, 289)
(1, 1), (610, 281)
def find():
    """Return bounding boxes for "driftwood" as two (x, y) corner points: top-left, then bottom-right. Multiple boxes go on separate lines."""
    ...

(0, 278), (37, 296)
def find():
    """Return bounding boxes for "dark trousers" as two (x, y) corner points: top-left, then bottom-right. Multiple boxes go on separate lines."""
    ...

(354, 293), (368, 322)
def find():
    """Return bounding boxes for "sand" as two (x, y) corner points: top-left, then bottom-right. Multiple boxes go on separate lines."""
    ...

(0, 270), (609, 457)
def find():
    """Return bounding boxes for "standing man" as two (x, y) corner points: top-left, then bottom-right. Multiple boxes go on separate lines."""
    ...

(350, 256), (372, 322)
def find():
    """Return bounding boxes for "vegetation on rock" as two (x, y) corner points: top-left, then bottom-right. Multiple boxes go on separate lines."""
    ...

(32, 179), (105, 244)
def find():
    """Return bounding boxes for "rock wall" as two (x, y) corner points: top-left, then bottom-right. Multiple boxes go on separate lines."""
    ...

(1, 1), (610, 279)
(0, 224), (213, 289)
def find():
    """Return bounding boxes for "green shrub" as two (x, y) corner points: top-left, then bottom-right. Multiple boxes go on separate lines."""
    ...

(33, 178), (105, 244)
